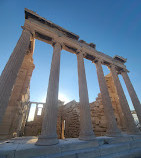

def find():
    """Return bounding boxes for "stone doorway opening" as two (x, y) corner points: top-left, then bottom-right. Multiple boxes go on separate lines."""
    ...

(61, 120), (65, 139)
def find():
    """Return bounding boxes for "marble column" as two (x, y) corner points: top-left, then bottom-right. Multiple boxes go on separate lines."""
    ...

(77, 52), (95, 140)
(36, 42), (62, 146)
(95, 60), (121, 136)
(121, 70), (141, 124)
(34, 104), (38, 120)
(110, 65), (140, 134)
(0, 29), (31, 124)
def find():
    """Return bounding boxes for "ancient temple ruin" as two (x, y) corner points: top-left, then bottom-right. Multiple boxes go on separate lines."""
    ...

(24, 74), (126, 139)
(1, 8), (141, 158)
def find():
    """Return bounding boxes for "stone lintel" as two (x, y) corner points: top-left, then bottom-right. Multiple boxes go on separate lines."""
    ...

(35, 32), (53, 44)
(108, 64), (129, 75)
(24, 8), (127, 71)
(63, 44), (78, 54)
(29, 101), (45, 105)
(116, 68), (130, 74)
(25, 8), (79, 40)
(84, 53), (95, 61)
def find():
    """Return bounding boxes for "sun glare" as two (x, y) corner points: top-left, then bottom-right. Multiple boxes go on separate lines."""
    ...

(58, 93), (70, 104)
(40, 93), (70, 104)
(28, 93), (70, 121)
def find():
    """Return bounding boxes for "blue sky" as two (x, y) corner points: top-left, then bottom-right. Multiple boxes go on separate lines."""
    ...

(0, 0), (141, 110)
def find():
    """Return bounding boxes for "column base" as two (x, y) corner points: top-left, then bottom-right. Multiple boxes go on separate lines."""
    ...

(35, 135), (59, 146)
(106, 131), (122, 137)
(126, 126), (141, 135)
(79, 132), (96, 141)
(106, 128), (122, 137)
(126, 131), (141, 135)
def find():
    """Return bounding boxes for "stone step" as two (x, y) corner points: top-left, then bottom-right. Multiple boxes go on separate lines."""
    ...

(0, 136), (141, 158)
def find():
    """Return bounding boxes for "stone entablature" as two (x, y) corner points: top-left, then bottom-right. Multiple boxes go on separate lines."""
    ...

(24, 8), (126, 70)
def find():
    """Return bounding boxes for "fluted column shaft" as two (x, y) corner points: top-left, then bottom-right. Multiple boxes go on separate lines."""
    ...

(110, 65), (139, 134)
(77, 52), (95, 140)
(95, 60), (121, 136)
(121, 71), (141, 124)
(36, 42), (62, 146)
(0, 29), (31, 124)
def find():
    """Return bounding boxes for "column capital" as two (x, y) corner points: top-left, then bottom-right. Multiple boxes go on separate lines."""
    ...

(76, 50), (86, 57)
(76, 50), (81, 55)
(108, 64), (121, 76)
(92, 57), (103, 64)
(52, 41), (63, 49)
(108, 63), (116, 68)
(118, 68), (130, 74)
(21, 26), (33, 36)
(108, 64), (119, 73)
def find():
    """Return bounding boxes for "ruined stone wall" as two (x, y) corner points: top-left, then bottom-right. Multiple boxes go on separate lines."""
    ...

(24, 114), (42, 136)
(90, 94), (107, 136)
(0, 52), (35, 139)
(59, 96), (107, 137)
(61, 74), (126, 138)
(61, 101), (80, 138)
(105, 73), (126, 131)
(24, 101), (64, 138)
(23, 73), (125, 138)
